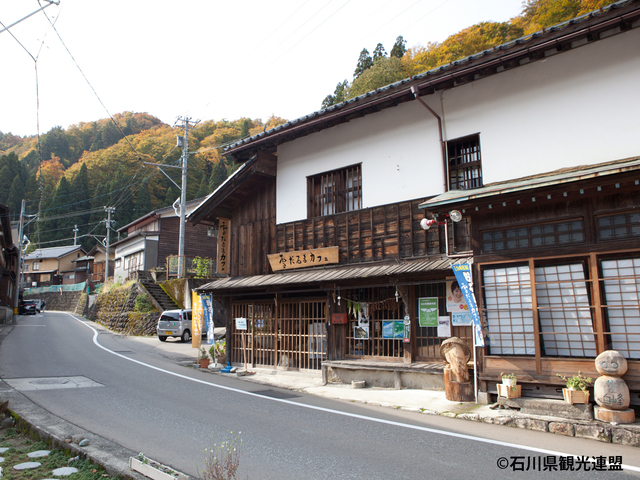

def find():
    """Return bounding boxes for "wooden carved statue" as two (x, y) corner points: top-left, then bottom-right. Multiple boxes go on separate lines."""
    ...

(440, 337), (473, 402)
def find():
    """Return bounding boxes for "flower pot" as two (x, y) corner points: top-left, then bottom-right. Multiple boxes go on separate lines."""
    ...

(497, 384), (521, 399)
(563, 388), (589, 404)
(502, 378), (515, 388)
(216, 355), (226, 365)
(199, 358), (210, 368)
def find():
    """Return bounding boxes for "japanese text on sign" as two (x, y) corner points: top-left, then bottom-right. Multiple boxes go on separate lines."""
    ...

(268, 246), (339, 272)
(217, 218), (230, 274)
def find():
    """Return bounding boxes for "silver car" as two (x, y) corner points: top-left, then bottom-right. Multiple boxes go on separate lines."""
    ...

(156, 309), (193, 342)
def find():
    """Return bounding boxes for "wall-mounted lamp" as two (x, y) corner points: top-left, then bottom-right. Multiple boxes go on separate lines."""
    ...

(420, 210), (463, 230)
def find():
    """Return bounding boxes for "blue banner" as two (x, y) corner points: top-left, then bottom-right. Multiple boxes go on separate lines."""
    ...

(200, 294), (215, 345)
(452, 263), (484, 347)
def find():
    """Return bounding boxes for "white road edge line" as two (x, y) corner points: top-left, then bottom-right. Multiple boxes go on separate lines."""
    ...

(66, 313), (640, 472)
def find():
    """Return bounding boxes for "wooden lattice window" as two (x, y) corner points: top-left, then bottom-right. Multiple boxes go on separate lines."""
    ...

(597, 212), (640, 241)
(308, 164), (362, 218)
(447, 134), (482, 190)
(601, 258), (640, 360)
(481, 219), (585, 253)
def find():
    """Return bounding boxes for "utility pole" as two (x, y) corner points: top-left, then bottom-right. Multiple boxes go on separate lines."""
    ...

(174, 116), (199, 277)
(104, 207), (115, 282)
(73, 225), (79, 246)
(13, 200), (25, 321)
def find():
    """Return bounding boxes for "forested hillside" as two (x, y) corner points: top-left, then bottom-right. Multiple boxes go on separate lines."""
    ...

(0, 0), (618, 253)
(0, 113), (286, 252)
(322, 0), (618, 106)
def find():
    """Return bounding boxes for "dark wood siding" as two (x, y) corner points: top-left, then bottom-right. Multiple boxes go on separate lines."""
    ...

(275, 199), (470, 264)
(157, 218), (216, 268)
(229, 178), (277, 277)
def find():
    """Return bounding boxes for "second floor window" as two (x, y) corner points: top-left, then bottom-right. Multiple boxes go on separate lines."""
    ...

(33, 262), (40, 271)
(447, 134), (483, 190)
(308, 164), (362, 217)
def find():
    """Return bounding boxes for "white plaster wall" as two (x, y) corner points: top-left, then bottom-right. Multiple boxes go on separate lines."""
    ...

(277, 100), (444, 223)
(275, 27), (640, 224)
(443, 27), (640, 185)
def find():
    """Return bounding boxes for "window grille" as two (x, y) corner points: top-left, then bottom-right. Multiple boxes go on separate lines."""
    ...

(601, 258), (640, 359)
(483, 265), (535, 355)
(447, 135), (482, 190)
(308, 164), (362, 218)
(535, 263), (596, 357)
(482, 220), (585, 253)
(597, 212), (640, 240)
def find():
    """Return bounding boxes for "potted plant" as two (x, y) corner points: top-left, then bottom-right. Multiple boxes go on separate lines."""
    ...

(498, 372), (521, 398)
(557, 372), (592, 404)
(198, 347), (210, 368)
(501, 372), (517, 388)
(209, 339), (226, 365)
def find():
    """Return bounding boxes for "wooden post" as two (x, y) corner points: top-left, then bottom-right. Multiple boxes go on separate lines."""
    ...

(242, 331), (248, 371)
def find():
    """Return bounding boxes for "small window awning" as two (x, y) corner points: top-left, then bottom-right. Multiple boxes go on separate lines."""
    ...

(196, 256), (470, 293)
(420, 156), (640, 210)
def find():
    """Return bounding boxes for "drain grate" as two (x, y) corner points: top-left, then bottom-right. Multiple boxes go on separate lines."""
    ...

(253, 389), (301, 400)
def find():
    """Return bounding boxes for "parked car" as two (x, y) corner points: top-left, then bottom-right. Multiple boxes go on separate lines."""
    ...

(19, 299), (37, 315)
(157, 309), (194, 342)
(33, 299), (45, 312)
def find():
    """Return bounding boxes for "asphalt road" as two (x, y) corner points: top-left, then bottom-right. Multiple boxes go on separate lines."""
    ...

(1, 311), (639, 479)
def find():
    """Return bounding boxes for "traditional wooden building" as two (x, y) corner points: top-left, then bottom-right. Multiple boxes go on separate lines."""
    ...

(191, 1), (640, 398)
(422, 158), (640, 403)
(113, 199), (216, 282)
(0, 203), (18, 324)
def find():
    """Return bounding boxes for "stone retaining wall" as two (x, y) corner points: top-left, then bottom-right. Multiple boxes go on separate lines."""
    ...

(24, 291), (85, 314)
(89, 283), (158, 336)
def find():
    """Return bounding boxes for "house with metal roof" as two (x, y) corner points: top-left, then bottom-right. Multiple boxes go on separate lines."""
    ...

(22, 245), (87, 288)
(190, 1), (640, 400)
(112, 199), (216, 282)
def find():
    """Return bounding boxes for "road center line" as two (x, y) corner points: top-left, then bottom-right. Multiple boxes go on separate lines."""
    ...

(67, 313), (640, 472)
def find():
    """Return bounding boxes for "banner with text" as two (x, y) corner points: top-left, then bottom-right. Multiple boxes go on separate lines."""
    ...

(451, 263), (484, 347)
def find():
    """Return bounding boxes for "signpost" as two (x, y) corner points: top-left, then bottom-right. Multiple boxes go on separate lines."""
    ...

(235, 317), (248, 372)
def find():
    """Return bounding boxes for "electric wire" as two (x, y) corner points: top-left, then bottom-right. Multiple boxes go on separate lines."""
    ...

(37, 0), (143, 163)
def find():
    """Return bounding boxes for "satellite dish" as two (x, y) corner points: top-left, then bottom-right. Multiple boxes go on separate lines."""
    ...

(449, 210), (462, 223)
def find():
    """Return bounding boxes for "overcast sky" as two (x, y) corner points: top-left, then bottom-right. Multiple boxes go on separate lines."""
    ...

(1, 0), (524, 138)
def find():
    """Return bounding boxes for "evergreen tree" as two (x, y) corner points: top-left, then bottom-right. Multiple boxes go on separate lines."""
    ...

(41, 126), (71, 165)
(321, 80), (350, 109)
(208, 160), (228, 192)
(134, 180), (154, 217)
(7, 176), (24, 221)
(163, 185), (178, 208)
(390, 36), (407, 58)
(196, 176), (210, 199)
(353, 48), (373, 79)
(373, 42), (387, 60)
(71, 163), (91, 229)
(240, 119), (251, 138)
(51, 177), (74, 245)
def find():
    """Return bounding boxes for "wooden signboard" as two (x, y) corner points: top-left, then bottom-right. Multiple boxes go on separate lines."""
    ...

(268, 246), (339, 272)
(216, 217), (230, 275)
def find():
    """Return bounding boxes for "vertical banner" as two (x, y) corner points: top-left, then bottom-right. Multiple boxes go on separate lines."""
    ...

(200, 294), (214, 345)
(191, 290), (203, 349)
(217, 218), (230, 275)
(452, 263), (485, 347)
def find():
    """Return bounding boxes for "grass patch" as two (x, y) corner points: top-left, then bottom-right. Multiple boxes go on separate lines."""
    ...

(0, 427), (119, 479)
